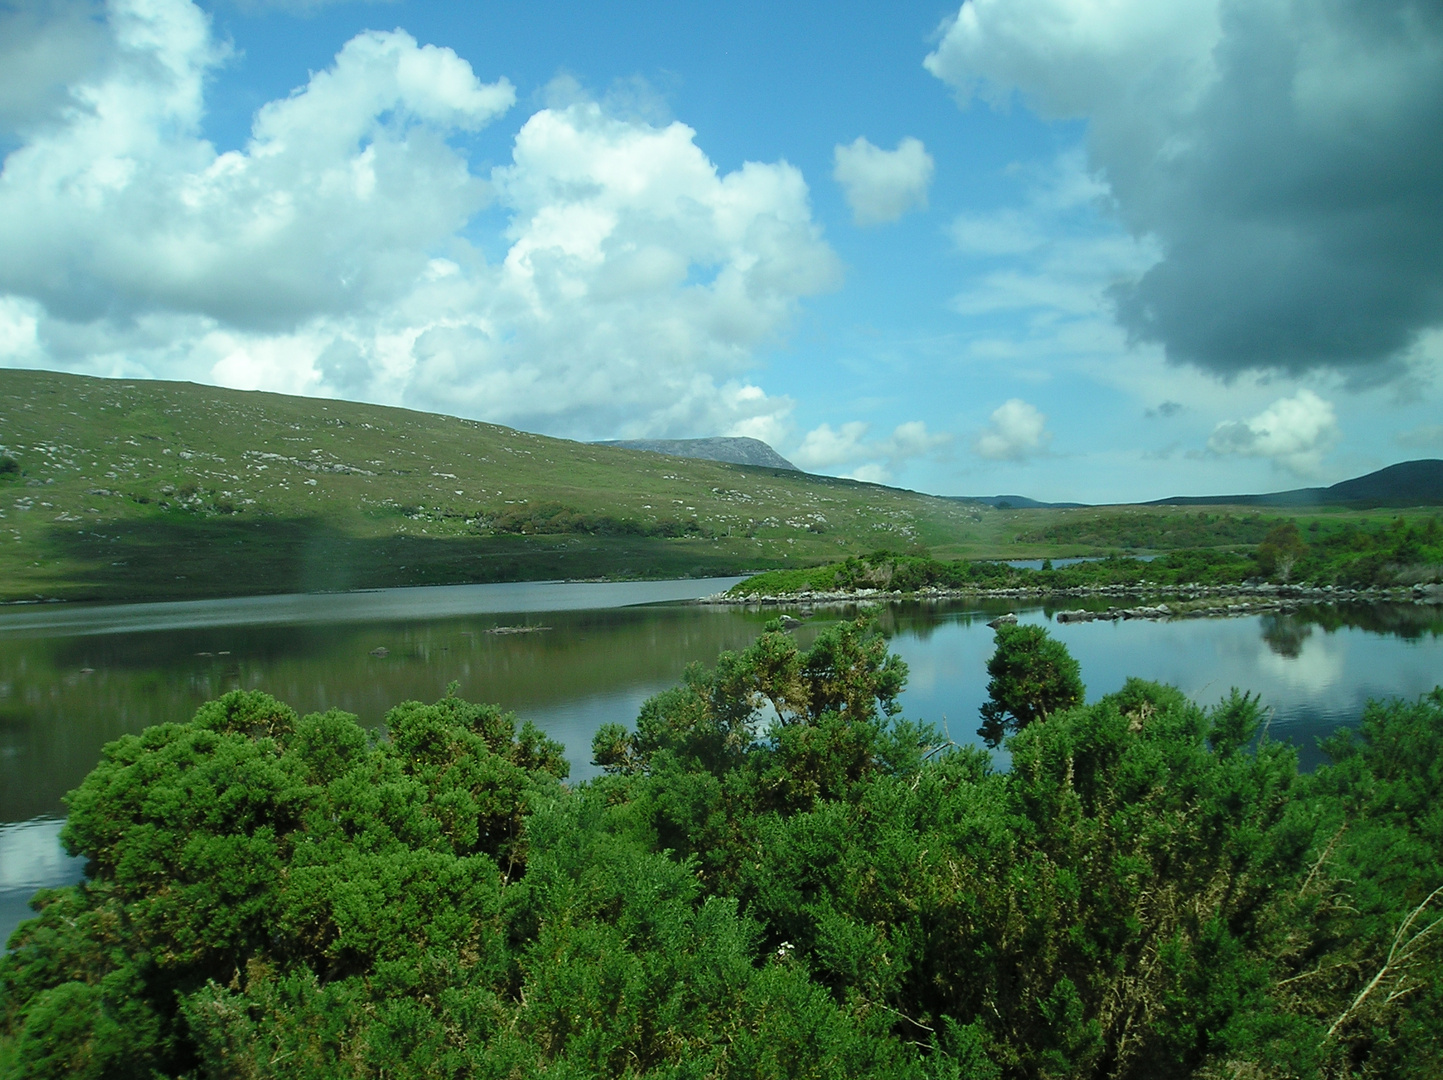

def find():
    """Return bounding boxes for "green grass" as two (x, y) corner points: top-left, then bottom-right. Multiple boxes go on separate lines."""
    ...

(2, 368), (1431, 603)
(732, 526), (1443, 597)
(0, 369), (994, 602)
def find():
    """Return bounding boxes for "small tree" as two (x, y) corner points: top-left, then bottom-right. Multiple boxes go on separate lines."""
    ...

(1256, 520), (1308, 582)
(978, 623), (1084, 747)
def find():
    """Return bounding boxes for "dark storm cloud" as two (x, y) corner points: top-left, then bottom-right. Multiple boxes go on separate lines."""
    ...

(930, 0), (1443, 379)
(1107, 0), (1443, 376)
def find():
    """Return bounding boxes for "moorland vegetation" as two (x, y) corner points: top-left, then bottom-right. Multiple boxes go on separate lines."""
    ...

(1, 369), (1437, 604)
(731, 516), (1443, 598)
(2, 620), (1440, 1079)
(0, 370), (974, 602)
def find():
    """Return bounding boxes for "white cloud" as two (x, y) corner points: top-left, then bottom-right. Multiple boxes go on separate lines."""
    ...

(925, 0), (1219, 119)
(848, 463), (892, 484)
(0, 0), (840, 442)
(948, 208), (1045, 256)
(1207, 390), (1339, 477)
(832, 136), (934, 226)
(975, 398), (1050, 461)
(794, 421), (871, 470)
(0, 3), (514, 329)
(792, 419), (951, 482)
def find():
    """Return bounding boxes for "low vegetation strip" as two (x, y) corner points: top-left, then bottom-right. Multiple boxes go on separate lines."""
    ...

(3, 621), (1440, 1078)
(726, 517), (1443, 601)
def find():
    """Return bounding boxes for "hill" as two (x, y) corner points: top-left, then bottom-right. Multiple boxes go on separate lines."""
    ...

(593, 436), (798, 470)
(1147, 460), (1443, 509)
(0, 369), (998, 603)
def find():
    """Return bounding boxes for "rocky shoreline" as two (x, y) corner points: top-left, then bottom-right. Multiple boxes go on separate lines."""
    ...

(701, 581), (1443, 622)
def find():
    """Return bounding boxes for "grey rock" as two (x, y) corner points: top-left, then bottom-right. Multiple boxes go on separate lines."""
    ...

(595, 436), (799, 471)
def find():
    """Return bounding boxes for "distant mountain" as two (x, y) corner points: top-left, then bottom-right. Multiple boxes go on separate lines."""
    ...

(1147, 460), (1443, 509)
(947, 495), (1089, 510)
(594, 437), (799, 471)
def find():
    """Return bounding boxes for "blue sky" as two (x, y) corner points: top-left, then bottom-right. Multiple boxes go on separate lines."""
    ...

(2, 0), (1440, 502)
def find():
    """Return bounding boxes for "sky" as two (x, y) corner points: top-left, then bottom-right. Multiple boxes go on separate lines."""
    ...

(1, 0), (1441, 503)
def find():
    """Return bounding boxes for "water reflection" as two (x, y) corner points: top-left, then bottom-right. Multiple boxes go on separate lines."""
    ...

(2, 584), (1441, 948)
(0, 602), (774, 821)
(1261, 615), (1312, 659)
(0, 817), (85, 948)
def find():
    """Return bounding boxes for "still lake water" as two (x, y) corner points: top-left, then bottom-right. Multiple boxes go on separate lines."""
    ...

(3, 577), (1442, 945)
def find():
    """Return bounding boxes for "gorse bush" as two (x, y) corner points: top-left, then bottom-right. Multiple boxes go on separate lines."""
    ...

(2, 622), (1440, 1078)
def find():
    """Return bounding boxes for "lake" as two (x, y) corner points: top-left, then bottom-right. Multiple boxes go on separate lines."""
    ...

(4, 577), (1442, 946)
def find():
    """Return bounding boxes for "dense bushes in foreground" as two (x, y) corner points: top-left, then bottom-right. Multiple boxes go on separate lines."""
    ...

(2, 621), (1441, 1079)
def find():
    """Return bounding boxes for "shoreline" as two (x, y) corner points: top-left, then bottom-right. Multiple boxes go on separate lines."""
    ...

(701, 581), (1443, 622)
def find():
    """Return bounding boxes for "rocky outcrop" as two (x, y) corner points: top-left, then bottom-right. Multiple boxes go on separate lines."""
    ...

(596, 437), (799, 471)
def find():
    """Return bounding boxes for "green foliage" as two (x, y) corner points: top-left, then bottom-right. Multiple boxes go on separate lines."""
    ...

(1, 689), (568, 1079)
(1283, 516), (1443, 587)
(4, 634), (1443, 1079)
(1016, 510), (1276, 550)
(485, 500), (707, 539)
(734, 521), (1443, 598)
(1256, 521), (1308, 581)
(977, 623), (1085, 747)
(593, 617), (908, 802)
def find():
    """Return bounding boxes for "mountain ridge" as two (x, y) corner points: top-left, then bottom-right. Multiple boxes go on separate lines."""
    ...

(593, 437), (798, 471)
(1145, 460), (1443, 509)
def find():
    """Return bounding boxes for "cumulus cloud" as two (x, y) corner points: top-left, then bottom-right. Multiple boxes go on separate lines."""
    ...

(975, 398), (1050, 461)
(0, 2), (514, 330)
(1207, 389), (1339, 476)
(927, 0), (1443, 379)
(832, 136), (934, 226)
(0, 0), (840, 441)
(792, 419), (950, 482)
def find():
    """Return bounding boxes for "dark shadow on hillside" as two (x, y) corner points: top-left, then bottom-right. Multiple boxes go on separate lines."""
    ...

(38, 516), (762, 603)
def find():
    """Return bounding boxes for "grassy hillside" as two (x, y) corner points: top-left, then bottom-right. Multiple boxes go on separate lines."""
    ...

(0, 369), (1425, 603)
(0, 369), (1005, 602)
